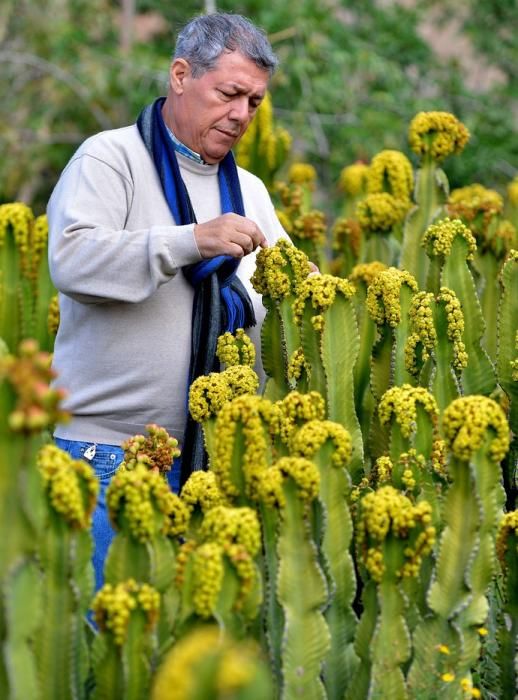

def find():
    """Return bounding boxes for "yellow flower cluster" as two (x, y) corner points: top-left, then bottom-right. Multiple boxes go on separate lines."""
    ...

(293, 273), (355, 331)
(332, 217), (362, 257)
(164, 493), (190, 538)
(408, 111), (469, 162)
(367, 150), (414, 202)
(273, 390), (326, 445)
(192, 542), (224, 617)
(200, 506), (261, 557)
(339, 162), (369, 197)
(447, 184), (503, 235)
(29, 214), (49, 281)
(276, 209), (293, 234)
(216, 328), (256, 368)
(511, 330), (518, 381)
(236, 93), (292, 172)
(120, 423), (180, 474)
(47, 294), (60, 337)
(251, 238), (310, 300)
(349, 261), (387, 288)
(357, 485), (435, 581)
(290, 419), (352, 468)
(151, 627), (263, 700)
(357, 193), (409, 233)
(214, 395), (276, 500)
(258, 456), (320, 509)
(378, 385), (438, 438)
(37, 444), (99, 529)
(423, 216), (477, 260)
(106, 463), (175, 541)
(292, 210), (327, 244)
(0, 201), (33, 252)
(371, 456), (393, 485)
(221, 365), (260, 398)
(437, 287), (468, 371)
(442, 395), (510, 463)
(93, 579), (160, 646)
(287, 347), (309, 383)
(4, 339), (69, 433)
(180, 471), (227, 515)
(405, 292), (437, 374)
(288, 162), (317, 187)
(496, 510), (518, 564)
(431, 438), (448, 478)
(507, 176), (518, 206)
(460, 677), (482, 698)
(276, 182), (303, 214)
(189, 372), (232, 423)
(366, 267), (418, 327)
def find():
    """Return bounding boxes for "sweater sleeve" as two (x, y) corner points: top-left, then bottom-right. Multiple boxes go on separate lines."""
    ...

(47, 152), (202, 304)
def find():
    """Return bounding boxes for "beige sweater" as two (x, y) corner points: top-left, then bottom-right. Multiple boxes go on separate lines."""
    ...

(47, 124), (285, 445)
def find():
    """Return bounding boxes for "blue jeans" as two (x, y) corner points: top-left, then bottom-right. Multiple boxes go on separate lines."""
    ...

(54, 437), (181, 592)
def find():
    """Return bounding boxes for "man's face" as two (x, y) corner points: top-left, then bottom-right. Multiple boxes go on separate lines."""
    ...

(168, 51), (270, 164)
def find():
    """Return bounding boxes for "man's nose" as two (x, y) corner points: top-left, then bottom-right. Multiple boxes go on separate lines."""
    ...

(228, 96), (250, 123)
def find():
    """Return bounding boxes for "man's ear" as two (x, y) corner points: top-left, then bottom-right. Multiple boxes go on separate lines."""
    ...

(170, 58), (191, 94)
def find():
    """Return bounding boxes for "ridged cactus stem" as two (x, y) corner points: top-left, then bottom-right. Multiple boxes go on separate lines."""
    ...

(261, 298), (290, 402)
(392, 284), (418, 387)
(477, 250), (500, 362)
(400, 154), (448, 288)
(346, 581), (378, 700)
(431, 298), (462, 412)
(496, 512), (518, 698)
(0, 226), (27, 352)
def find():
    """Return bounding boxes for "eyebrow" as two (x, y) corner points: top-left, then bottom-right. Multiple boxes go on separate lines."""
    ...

(221, 83), (265, 99)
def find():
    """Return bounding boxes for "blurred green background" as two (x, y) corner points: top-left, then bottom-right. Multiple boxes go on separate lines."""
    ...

(1, 0), (517, 213)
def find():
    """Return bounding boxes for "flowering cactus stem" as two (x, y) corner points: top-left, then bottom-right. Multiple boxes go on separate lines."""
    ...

(497, 251), (518, 508)
(400, 156), (448, 288)
(431, 298), (462, 412)
(496, 512), (518, 698)
(392, 284), (418, 387)
(477, 251), (500, 362)
(0, 224), (30, 352)
(261, 299), (290, 401)
(291, 427), (358, 699)
(345, 581), (378, 700)
(33, 239), (56, 353)
(439, 233), (496, 395)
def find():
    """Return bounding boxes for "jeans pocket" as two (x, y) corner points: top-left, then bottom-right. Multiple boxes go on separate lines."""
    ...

(54, 438), (123, 482)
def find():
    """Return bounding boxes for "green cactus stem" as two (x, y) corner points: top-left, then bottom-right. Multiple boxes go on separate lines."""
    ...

(294, 273), (364, 481)
(378, 384), (438, 463)
(91, 579), (160, 700)
(408, 396), (509, 698)
(401, 111), (469, 288)
(258, 457), (330, 699)
(496, 511), (518, 698)
(291, 420), (358, 699)
(357, 193), (407, 266)
(252, 239), (311, 400)
(498, 250), (518, 508)
(353, 486), (435, 699)
(424, 217), (496, 396)
(331, 218), (361, 278)
(35, 445), (98, 700)
(338, 162), (369, 220)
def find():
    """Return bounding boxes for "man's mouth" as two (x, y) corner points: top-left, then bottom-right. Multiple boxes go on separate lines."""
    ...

(215, 127), (239, 139)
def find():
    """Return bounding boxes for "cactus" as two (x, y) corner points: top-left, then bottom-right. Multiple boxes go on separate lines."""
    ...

(498, 250), (518, 508)
(495, 511), (518, 698)
(401, 111), (469, 288)
(290, 420), (358, 698)
(424, 217), (496, 396)
(338, 162), (369, 220)
(91, 579), (160, 700)
(357, 193), (407, 266)
(258, 457), (330, 699)
(251, 239), (311, 400)
(35, 445), (98, 700)
(408, 396), (509, 698)
(294, 273), (364, 480)
(351, 486), (435, 699)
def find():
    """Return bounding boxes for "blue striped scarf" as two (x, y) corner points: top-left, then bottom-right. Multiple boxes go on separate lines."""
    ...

(137, 97), (255, 484)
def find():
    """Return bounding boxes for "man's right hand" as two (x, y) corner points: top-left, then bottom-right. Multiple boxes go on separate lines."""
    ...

(194, 213), (268, 259)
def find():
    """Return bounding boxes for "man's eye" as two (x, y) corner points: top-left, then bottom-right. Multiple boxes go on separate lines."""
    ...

(219, 90), (235, 98)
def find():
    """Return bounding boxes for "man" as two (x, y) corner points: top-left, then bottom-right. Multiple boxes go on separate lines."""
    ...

(47, 13), (286, 588)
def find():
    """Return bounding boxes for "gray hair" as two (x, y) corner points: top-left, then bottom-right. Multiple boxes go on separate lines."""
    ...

(173, 13), (278, 78)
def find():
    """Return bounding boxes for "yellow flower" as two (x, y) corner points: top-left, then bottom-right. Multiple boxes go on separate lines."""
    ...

(293, 273), (355, 329)
(423, 217), (477, 260)
(507, 176), (518, 206)
(378, 385), (438, 438)
(443, 395), (510, 463)
(367, 149), (414, 202)
(349, 261), (387, 288)
(357, 193), (410, 233)
(192, 542), (224, 617)
(288, 162), (317, 187)
(273, 390), (326, 445)
(120, 423), (180, 474)
(251, 238), (310, 300)
(496, 510), (518, 564)
(47, 294), (60, 337)
(339, 162), (369, 197)
(437, 287), (468, 371)
(292, 210), (326, 243)
(366, 267), (418, 327)
(408, 111), (469, 161)
(200, 506), (261, 556)
(447, 183), (503, 233)
(93, 580), (160, 646)
(37, 444), (99, 528)
(216, 328), (256, 368)
(332, 217), (362, 257)
(441, 672), (455, 683)
(405, 291), (436, 374)
(221, 365), (259, 398)
(477, 627), (488, 636)
(437, 644), (450, 655)
(258, 456), (320, 509)
(188, 372), (232, 423)
(180, 470), (227, 515)
(290, 419), (352, 467)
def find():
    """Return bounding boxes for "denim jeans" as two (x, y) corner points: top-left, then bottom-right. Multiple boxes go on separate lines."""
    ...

(54, 437), (181, 592)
